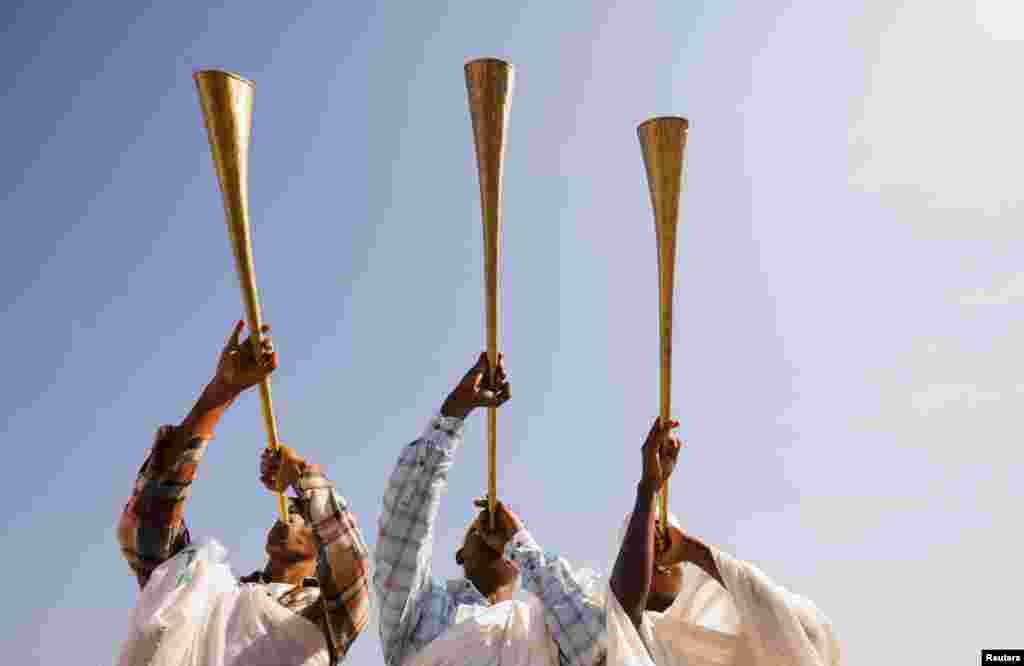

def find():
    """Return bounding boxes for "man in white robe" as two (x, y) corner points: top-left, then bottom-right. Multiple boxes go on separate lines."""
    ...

(373, 353), (607, 666)
(605, 418), (841, 666)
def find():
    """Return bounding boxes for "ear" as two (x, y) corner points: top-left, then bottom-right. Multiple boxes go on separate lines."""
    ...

(455, 548), (465, 565)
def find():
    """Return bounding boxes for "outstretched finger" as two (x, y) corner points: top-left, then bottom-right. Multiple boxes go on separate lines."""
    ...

(464, 352), (488, 385)
(226, 320), (245, 349)
(494, 353), (506, 384)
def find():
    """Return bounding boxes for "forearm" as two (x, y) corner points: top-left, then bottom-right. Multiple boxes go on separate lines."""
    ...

(295, 465), (370, 659)
(132, 379), (235, 478)
(173, 380), (237, 450)
(680, 533), (723, 587)
(609, 481), (657, 628)
(505, 531), (607, 666)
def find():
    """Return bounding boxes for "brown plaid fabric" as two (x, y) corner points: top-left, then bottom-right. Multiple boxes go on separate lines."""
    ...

(118, 426), (370, 661)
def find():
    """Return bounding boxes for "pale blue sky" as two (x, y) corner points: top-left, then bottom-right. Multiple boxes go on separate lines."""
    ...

(2, 1), (1021, 663)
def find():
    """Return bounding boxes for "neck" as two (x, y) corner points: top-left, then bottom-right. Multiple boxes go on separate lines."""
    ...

(470, 570), (518, 605)
(485, 582), (516, 605)
(263, 558), (317, 586)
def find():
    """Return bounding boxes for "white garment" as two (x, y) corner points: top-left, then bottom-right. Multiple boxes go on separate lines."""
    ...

(403, 596), (559, 666)
(604, 513), (841, 666)
(118, 538), (330, 666)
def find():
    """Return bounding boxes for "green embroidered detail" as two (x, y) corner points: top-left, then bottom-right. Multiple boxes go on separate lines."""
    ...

(175, 549), (197, 587)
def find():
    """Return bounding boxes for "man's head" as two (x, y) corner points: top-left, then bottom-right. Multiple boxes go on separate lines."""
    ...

(264, 497), (317, 568)
(647, 521), (686, 612)
(455, 511), (520, 597)
(648, 562), (684, 612)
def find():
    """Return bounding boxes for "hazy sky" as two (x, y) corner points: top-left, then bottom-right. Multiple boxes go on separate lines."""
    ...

(2, 1), (1021, 663)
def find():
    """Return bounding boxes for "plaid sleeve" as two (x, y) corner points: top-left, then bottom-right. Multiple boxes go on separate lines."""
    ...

(295, 465), (371, 659)
(373, 414), (464, 666)
(506, 530), (608, 666)
(117, 425), (209, 589)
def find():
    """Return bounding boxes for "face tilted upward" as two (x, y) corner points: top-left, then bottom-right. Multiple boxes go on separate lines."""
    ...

(455, 516), (519, 593)
(265, 505), (317, 563)
(647, 563), (683, 612)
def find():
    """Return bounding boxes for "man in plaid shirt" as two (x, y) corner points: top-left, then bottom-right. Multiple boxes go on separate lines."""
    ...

(373, 352), (607, 666)
(117, 320), (370, 663)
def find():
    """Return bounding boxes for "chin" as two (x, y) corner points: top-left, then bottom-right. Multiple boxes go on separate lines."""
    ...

(646, 593), (676, 613)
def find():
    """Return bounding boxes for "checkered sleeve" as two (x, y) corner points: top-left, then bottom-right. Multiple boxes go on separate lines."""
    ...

(373, 414), (464, 666)
(295, 465), (371, 659)
(117, 425), (208, 589)
(505, 530), (608, 666)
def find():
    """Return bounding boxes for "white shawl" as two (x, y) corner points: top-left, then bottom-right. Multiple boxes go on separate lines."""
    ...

(604, 513), (842, 666)
(118, 538), (330, 666)
(403, 595), (559, 666)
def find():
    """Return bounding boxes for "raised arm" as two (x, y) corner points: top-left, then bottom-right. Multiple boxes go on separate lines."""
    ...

(373, 352), (509, 666)
(609, 418), (681, 628)
(116, 320), (276, 588)
(263, 445), (371, 660)
(373, 413), (463, 665)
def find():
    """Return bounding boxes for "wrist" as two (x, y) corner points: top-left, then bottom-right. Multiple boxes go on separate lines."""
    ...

(202, 380), (241, 407)
(440, 393), (473, 420)
(637, 479), (660, 501)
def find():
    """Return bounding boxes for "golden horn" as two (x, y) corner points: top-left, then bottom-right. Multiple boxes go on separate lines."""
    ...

(638, 116), (689, 533)
(194, 69), (288, 522)
(465, 57), (513, 530)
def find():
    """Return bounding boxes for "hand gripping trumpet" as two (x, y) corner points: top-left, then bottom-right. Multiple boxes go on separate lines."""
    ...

(194, 69), (288, 522)
(465, 58), (513, 530)
(638, 116), (689, 535)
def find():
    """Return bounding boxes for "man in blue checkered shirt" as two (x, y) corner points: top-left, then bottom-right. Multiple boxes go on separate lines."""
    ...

(373, 352), (607, 666)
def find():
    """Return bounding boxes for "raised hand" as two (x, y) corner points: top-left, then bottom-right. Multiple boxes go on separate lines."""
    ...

(440, 352), (510, 420)
(260, 445), (307, 493)
(212, 320), (278, 395)
(472, 498), (525, 553)
(641, 417), (682, 494)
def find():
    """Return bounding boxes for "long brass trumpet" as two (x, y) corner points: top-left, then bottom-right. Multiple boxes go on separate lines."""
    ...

(194, 69), (288, 522)
(638, 116), (689, 533)
(465, 58), (514, 530)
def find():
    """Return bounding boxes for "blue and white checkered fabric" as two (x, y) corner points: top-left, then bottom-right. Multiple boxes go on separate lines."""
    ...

(373, 415), (607, 666)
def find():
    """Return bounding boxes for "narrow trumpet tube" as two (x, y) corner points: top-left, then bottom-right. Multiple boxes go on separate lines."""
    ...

(194, 69), (288, 522)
